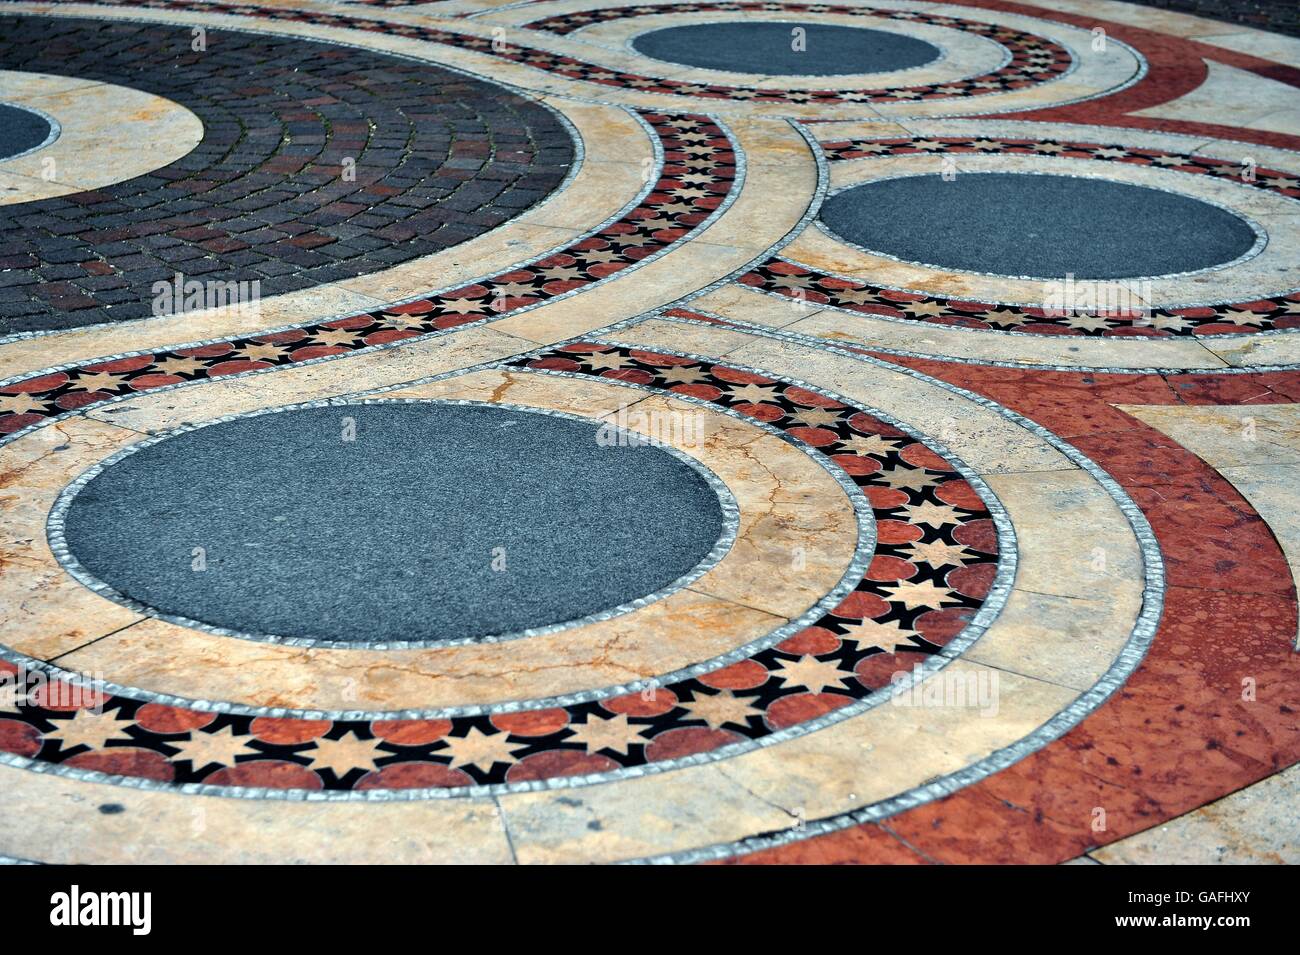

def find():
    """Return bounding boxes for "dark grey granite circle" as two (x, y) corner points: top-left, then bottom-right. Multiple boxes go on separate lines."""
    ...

(818, 173), (1260, 280)
(0, 102), (53, 160)
(630, 22), (941, 76)
(59, 402), (728, 645)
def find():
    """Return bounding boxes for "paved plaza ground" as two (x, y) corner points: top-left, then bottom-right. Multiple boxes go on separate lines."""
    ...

(0, 0), (1298, 866)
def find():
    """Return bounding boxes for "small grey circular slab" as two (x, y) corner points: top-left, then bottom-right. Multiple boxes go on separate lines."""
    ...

(631, 22), (942, 76)
(818, 172), (1261, 280)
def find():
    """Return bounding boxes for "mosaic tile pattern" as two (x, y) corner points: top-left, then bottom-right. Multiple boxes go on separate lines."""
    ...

(0, 113), (735, 436)
(16, 0), (1072, 106)
(739, 258), (1300, 335)
(2, 0), (1300, 864)
(0, 351), (999, 792)
(820, 135), (1300, 200)
(522, 1), (1074, 103)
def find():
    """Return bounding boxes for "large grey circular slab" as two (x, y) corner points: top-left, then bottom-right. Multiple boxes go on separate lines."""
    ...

(818, 172), (1260, 280)
(58, 402), (729, 646)
(0, 102), (53, 160)
(630, 22), (941, 76)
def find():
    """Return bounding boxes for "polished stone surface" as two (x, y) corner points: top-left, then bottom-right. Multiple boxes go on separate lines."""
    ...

(3, 0), (1300, 867)
(0, 101), (51, 159)
(60, 402), (726, 644)
(818, 172), (1261, 279)
(631, 22), (941, 76)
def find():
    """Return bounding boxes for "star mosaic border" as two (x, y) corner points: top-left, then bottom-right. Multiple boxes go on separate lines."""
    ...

(15, 0), (1073, 106)
(738, 258), (1300, 337)
(0, 348), (1002, 795)
(519, 1), (1073, 104)
(0, 111), (735, 437)
(767, 134), (1300, 336)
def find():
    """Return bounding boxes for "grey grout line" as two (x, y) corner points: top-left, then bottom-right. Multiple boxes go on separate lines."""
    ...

(493, 795), (521, 865)
(612, 314), (1164, 864)
(0, 330), (1026, 802)
(45, 618), (148, 665)
(672, 299), (1300, 374)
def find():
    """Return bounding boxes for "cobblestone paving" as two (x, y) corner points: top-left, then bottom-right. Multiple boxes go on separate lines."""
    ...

(1125, 0), (1300, 38)
(0, 16), (574, 333)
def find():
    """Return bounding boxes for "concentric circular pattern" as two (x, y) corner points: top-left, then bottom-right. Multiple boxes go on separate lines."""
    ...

(818, 173), (1259, 280)
(525, 2), (1072, 102)
(0, 102), (53, 160)
(629, 22), (942, 76)
(0, 351), (999, 793)
(0, 112), (737, 437)
(0, 16), (574, 333)
(57, 402), (728, 646)
(22, 0), (1073, 107)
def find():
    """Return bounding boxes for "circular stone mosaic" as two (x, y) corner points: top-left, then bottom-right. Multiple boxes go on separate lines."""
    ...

(56, 402), (729, 646)
(629, 22), (942, 76)
(0, 101), (53, 159)
(818, 172), (1261, 279)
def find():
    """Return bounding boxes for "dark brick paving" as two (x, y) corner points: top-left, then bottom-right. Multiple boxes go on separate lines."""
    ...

(1120, 0), (1300, 37)
(0, 16), (574, 333)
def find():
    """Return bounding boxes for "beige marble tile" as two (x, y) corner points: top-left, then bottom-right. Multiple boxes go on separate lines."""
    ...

(634, 402), (858, 618)
(686, 283), (830, 330)
(596, 316), (770, 357)
(1092, 761), (1300, 864)
(963, 589), (1137, 692)
(0, 68), (102, 100)
(702, 161), (816, 255)
(1120, 404), (1300, 468)
(500, 762), (796, 864)
(499, 659), (1075, 862)
(1201, 333), (1300, 368)
(519, 160), (646, 232)
(715, 117), (816, 169)
(781, 306), (1229, 371)
(0, 418), (146, 659)
(43, 371), (859, 710)
(0, 72), (203, 202)
(378, 365), (649, 414)
(0, 762), (513, 864)
(803, 119), (918, 143)
(957, 470), (1145, 690)
(82, 327), (536, 433)
(1134, 61), (1300, 133)
(54, 590), (783, 711)
(984, 470), (1144, 600)
(0, 169), (73, 205)
(713, 659), (1076, 822)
